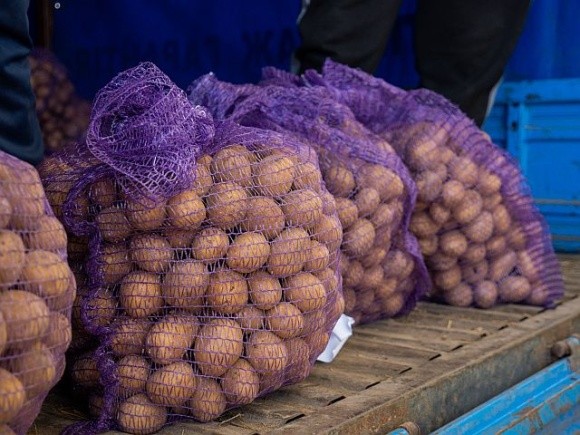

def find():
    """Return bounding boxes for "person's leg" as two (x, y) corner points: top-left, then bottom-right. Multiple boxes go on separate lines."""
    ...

(0, 0), (44, 164)
(295, 0), (402, 74)
(415, 0), (530, 126)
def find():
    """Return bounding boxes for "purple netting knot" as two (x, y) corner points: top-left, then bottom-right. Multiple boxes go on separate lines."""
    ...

(86, 62), (214, 200)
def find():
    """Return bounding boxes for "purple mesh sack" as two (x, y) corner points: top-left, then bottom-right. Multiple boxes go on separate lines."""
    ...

(30, 48), (90, 154)
(41, 63), (343, 434)
(0, 150), (75, 434)
(316, 60), (564, 308)
(189, 74), (430, 325)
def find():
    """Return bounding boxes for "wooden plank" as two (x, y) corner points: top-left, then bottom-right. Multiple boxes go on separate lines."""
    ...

(344, 336), (441, 367)
(403, 310), (509, 334)
(415, 302), (529, 322)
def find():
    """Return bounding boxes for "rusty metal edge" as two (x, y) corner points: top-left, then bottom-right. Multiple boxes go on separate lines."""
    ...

(274, 296), (580, 435)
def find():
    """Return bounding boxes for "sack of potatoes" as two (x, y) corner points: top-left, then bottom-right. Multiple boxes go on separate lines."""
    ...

(41, 63), (344, 434)
(29, 48), (91, 154)
(196, 79), (430, 325)
(316, 61), (564, 308)
(0, 150), (75, 434)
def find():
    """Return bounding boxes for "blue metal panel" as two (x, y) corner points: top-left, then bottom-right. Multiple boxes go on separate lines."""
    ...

(430, 347), (579, 434)
(484, 79), (580, 252)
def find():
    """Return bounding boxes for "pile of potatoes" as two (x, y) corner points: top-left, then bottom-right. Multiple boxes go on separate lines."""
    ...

(317, 149), (419, 324)
(58, 143), (343, 433)
(399, 123), (549, 307)
(29, 49), (91, 153)
(0, 152), (74, 434)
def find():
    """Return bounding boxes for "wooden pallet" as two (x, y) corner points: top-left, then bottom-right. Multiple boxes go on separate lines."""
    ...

(31, 255), (580, 434)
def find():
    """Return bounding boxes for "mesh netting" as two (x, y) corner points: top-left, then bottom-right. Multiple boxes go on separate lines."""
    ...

(0, 150), (75, 434)
(40, 63), (343, 434)
(188, 73), (430, 325)
(315, 60), (563, 308)
(29, 48), (91, 154)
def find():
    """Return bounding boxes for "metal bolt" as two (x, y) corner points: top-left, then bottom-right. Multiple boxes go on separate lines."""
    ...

(397, 421), (422, 435)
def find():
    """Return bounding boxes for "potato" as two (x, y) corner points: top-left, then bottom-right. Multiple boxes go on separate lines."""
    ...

(7, 344), (56, 398)
(304, 330), (330, 358)
(0, 231), (25, 287)
(369, 203), (398, 229)
(84, 288), (117, 329)
(293, 161), (322, 192)
(506, 226), (527, 250)
(443, 283), (473, 307)
(42, 313), (71, 356)
(429, 202), (451, 226)
(525, 284), (549, 306)
(206, 268), (248, 315)
(221, 358), (260, 406)
(343, 218), (375, 257)
(20, 250), (70, 300)
(498, 276), (532, 302)
(211, 145), (253, 187)
(381, 293), (406, 317)
(406, 139), (439, 170)
(374, 278), (398, 301)
(162, 260), (208, 312)
(461, 243), (486, 265)
(119, 271), (163, 318)
(116, 355), (149, 397)
(267, 228), (309, 277)
(0, 424), (15, 434)
(191, 160), (213, 197)
(226, 232), (270, 273)
(492, 204), (511, 235)
(448, 156), (479, 187)
(146, 361), (196, 407)
(439, 230), (468, 258)
(516, 250), (540, 282)
(434, 265), (462, 290)
(360, 246), (388, 269)
(358, 264), (384, 291)
(302, 240), (330, 273)
(311, 215), (343, 253)
(130, 234), (172, 273)
(416, 171), (443, 202)
(0, 369), (25, 424)
(335, 198), (358, 229)
(70, 352), (100, 389)
(146, 314), (198, 365)
(354, 188), (380, 218)
(94, 245), (130, 288)
(96, 206), (132, 243)
(253, 154), (295, 197)
(463, 211), (494, 243)
(8, 197), (45, 231)
(427, 251), (457, 272)
(189, 377), (227, 422)
(409, 212), (439, 238)
(88, 394), (105, 418)
(190, 227), (227, 264)
(483, 193), (503, 211)
(358, 164), (404, 201)
(0, 291), (49, 347)
(89, 178), (117, 208)
(342, 287), (357, 313)
(110, 318), (151, 357)
(248, 271), (282, 311)
(22, 216), (67, 252)
(240, 196), (285, 239)
(206, 181), (248, 230)
(246, 330), (288, 375)
(235, 305), (264, 330)
(0, 195), (12, 229)
(117, 394), (167, 435)
(488, 251), (517, 281)
(478, 170), (502, 196)
(284, 273), (327, 313)
(319, 190), (337, 215)
(383, 250), (414, 280)
(125, 195), (166, 231)
(282, 189), (323, 229)
(473, 281), (498, 308)
(462, 261), (489, 284)
(163, 229), (194, 250)
(441, 180), (466, 208)
(166, 189), (206, 230)
(419, 235), (438, 256)
(453, 190), (482, 224)
(486, 235), (507, 258)
(433, 163), (448, 181)
(323, 162), (355, 197)
(266, 302), (304, 339)
(194, 318), (243, 377)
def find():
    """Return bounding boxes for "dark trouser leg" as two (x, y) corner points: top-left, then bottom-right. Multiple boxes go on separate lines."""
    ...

(0, 0), (44, 164)
(296, 0), (402, 74)
(415, 0), (531, 126)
